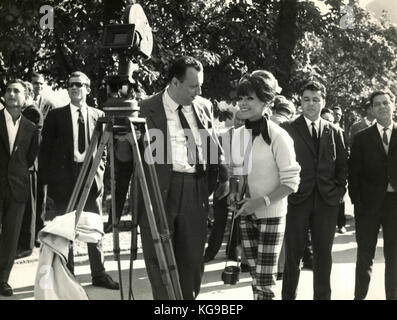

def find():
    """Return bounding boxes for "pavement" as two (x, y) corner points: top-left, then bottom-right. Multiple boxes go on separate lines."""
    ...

(0, 197), (389, 300)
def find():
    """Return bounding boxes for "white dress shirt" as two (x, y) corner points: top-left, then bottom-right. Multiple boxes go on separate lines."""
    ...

(376, 122), (394, 192)
(70, 103), (89, 163)
(4, 108), (21, 154)
(304, 116), (321, 137)
(162, 88), (204, 173)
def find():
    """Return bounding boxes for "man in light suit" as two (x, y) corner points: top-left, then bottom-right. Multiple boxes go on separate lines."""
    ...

(31, 72), (54, 121)
(135, 56), (228, 299)
(39, 71), (118, 290)
(281, 81), (348, 300)
(349, 89), (397, 300)
(0, 79), (39, 296)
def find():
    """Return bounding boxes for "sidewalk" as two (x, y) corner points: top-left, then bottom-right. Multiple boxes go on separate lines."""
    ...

(1, 216), (387, 300)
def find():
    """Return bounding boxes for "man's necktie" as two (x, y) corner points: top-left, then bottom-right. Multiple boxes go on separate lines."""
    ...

(78, 108), (86, 153)
(177, 105), (203, 173)
(311, 122), (319, 154)
(383, 127), (389, 145)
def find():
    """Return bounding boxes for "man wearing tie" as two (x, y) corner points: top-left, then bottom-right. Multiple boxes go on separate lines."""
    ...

(0, 79), (39, 296)
(281, 81), (348, 300)
(39, 71), (119, 290)
(135, 56), (228, 299)
(348, 89), (397, 300)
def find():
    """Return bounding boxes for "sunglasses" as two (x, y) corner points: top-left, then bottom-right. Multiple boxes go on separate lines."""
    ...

(68, 82), (87, 88)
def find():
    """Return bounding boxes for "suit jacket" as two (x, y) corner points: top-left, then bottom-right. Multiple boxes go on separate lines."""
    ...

(281, 115), (348, 206)
(138, 91), (228, 207)
(0, 109), (39, 203)
(348, 123), (397, 211)
(38, 104), (105, 208)
(349, 118), (372, 146)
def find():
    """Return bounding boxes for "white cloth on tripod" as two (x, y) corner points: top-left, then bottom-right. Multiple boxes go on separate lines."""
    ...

(34, 211), (104, 300)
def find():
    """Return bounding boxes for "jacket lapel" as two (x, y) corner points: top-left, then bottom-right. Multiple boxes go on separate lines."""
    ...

(12, 115), (29, 155)
(369, 124), (387, 156)
(146, 92), (172, 164)
(87, 106), (96, 144)
(295, 115), (316, 155)
(319, 119), (329, 156)
(0, 110), (10, 155)
(64, 105), (74, 159)
(388, 122), (397, 154)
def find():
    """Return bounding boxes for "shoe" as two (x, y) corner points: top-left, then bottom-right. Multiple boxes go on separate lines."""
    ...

(35, 240), (41, 248)
(92, 273), (120, 290)
(0, 282), (13, 296)
(240, 263), (250, 273)
(337, 226), (347, 234)
(277, 272), (283, 281)
(203, 255), (214, 263)
(15, 249), (33, 259)
(103, 222), (113, 234)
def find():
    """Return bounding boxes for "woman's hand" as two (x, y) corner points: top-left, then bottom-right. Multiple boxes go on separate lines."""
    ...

(235, 197), (263, 217)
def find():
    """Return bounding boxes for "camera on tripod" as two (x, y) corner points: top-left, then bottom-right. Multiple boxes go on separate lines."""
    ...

(101, 3), (153, 119)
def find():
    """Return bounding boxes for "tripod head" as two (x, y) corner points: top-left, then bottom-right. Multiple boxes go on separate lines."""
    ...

(101, 3), (153, 118)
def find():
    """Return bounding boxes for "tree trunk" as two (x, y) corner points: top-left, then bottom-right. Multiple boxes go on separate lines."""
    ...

(275, 0), (298, 97)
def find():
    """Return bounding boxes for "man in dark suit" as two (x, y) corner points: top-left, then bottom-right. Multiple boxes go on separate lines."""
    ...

(16, 81), (44, 259)
(349, 89), (397, 300)
(349, 101), (376, 147)
(134, 56), (228, 299)
(281, 81), (348, 300)
(0, 79), (39, 296)
(39, 71), (118, 290)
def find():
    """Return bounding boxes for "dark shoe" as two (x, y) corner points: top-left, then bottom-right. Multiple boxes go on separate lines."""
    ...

(277, 272), (283, 281)
(92, 274), (119, 290)
(35, 240), (41, 248)
(16, 249), (33, 259)
(0, 282), (13, 296)
(203, 255), (214, 263)
(240, 263), (250, 273)
(337, 226), (347, 234)
(103, 222), (113, 234)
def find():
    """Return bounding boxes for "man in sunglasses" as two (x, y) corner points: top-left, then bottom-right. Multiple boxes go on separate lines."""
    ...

(39, 71), (119, 290)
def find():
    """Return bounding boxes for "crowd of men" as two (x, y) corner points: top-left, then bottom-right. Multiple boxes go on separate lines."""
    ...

(0, 55), (396, 300)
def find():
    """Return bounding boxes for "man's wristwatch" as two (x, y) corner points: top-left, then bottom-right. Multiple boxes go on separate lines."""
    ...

(263, 195), (271, 206)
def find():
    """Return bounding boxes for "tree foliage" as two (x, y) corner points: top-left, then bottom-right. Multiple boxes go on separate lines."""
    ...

(1, 0), (397, 122)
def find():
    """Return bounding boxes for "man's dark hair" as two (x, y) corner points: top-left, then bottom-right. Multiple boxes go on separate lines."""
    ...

(167, 56), (202, 83)
(332, 106), (342, 113)
(31, 72), (44, 80)
(24, 81), (34, 99)
(301, 80), (326, 99)
(6, 79), (27, 93)
(369, 89), (395, 107)
(237, 72), (277, 104)
(321, 107), (333, 116)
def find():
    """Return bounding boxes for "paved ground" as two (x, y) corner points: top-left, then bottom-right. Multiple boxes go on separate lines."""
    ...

(1, 218), (388, 300)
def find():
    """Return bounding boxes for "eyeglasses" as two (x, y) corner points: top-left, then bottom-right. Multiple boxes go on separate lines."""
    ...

(68, 82), (87, 88)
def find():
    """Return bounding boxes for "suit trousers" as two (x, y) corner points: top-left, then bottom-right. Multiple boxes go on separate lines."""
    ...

(354, 193), (397, 300)
(282, 189), (339, 300)
(140, 171), (208, 300)
(18, 170), (37, 251)
(0, 187), (26, 282)
(51, 162), (105, 278)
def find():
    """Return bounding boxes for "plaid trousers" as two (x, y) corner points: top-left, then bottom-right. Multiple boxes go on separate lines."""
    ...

(240, 214), (286, 300)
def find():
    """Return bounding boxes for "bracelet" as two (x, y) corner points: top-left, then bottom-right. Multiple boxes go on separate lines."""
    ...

(263, 195), (271, 206)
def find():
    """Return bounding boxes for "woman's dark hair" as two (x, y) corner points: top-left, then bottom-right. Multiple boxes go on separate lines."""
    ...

(237, 72), (277, 103)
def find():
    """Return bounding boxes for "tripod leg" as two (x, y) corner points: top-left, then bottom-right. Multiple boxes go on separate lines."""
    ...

(139, 123), (184, 298)
(73, 123), (111, 226)
(125, 123), (180, 300)
(109, 131), (124, 300)
(66, 123), (102, 214)
(129, 160), (138, 300)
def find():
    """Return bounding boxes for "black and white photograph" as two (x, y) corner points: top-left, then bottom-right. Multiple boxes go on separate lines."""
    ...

(1, 0), (397, 306)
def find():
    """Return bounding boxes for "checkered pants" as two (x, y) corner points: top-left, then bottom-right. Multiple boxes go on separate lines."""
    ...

(240, 215), (286, 300)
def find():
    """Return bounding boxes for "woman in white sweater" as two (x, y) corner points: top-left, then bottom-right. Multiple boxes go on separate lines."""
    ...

(229, 72), (301, 300)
